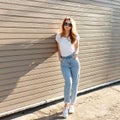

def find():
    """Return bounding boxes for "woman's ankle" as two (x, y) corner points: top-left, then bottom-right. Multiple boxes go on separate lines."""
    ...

(64, 103), (69, 108)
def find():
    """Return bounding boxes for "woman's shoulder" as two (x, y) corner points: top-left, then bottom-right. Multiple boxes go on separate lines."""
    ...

(76, 33), (80, 41)
(56, 32), (61, 37)
(55, 32), (61, 42)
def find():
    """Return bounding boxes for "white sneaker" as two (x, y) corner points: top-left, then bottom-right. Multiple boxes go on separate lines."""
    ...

(62, 107), (68, 118)
(69, 105), (74, 114)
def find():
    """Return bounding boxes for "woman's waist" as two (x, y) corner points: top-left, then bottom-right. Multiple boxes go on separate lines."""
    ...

(61, 52), (75, 59)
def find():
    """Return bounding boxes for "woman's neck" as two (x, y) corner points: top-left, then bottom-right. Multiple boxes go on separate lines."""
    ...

(64, 31), (70, 37)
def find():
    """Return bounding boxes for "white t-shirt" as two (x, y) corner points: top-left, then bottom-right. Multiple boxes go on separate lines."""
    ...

(55, 33), (80, 57)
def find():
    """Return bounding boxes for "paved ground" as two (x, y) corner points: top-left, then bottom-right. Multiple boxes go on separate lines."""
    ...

(1, 82), (120, 120)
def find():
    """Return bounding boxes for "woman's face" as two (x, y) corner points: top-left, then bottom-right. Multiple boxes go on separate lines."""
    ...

(63, 20), (72, 32)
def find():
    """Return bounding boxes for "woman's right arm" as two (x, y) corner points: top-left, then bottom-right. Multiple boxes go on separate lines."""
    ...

(56, 42), (62, 62)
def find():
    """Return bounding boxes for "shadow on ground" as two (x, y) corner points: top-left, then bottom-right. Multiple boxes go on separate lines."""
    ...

(1, 81), (120, 120)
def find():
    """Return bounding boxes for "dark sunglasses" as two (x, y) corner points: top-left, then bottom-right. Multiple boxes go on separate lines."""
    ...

(64, 22), (72, 27)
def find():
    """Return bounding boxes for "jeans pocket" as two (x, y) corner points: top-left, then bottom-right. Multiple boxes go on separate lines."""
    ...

(61, 58), (67, 66)
(72, 56), (78, 60)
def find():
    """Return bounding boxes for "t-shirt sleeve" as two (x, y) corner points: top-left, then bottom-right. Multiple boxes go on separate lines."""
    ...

(55, 33), (60, 43)
(76, 34), (80, 41)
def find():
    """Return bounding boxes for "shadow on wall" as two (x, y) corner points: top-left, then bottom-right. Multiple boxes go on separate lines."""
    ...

(0, 35), (57, 103)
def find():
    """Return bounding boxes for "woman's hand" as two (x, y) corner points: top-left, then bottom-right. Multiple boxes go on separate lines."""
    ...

(59, 57), (62, 62)
(73, 54), (78, 59)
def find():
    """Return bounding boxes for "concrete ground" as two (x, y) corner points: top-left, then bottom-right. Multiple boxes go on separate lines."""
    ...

(1, 82), (120, 120)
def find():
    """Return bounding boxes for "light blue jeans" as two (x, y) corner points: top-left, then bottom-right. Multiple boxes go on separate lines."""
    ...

(61, 53), (80, 104)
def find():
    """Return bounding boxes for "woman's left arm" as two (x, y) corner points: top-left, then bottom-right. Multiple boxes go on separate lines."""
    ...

(73, 40), (79, 59)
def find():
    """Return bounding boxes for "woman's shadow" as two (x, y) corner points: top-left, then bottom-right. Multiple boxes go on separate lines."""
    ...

(37, 112), (65, 120)
(0, 35), (57, 103)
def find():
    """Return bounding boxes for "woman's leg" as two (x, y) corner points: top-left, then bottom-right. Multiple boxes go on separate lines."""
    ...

(70, 58), (80, 104)
(61, 66), (72, 104)
(61, 64), (72, 118)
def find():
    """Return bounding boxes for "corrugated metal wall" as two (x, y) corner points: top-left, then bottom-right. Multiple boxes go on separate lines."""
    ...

(0, 0), (120, 117)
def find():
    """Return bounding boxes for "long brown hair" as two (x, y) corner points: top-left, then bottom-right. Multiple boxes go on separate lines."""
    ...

(60, 17), (77, 44)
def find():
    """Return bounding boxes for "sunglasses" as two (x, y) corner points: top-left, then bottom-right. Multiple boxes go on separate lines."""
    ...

(64, 22), (72, 27)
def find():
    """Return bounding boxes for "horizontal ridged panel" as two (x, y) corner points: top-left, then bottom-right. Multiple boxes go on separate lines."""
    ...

(0, 0), (120, 116)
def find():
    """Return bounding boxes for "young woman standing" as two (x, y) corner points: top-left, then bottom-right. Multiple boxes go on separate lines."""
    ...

(55, 17), (81, 118)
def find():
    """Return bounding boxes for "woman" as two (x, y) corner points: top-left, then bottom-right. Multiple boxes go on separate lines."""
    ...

(55, 17), (81, 118)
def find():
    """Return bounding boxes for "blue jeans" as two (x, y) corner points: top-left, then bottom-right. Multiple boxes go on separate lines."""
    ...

(61, 53), (80, 104)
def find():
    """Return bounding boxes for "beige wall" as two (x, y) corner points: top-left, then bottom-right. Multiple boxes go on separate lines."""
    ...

(0, 0), (120, 117)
